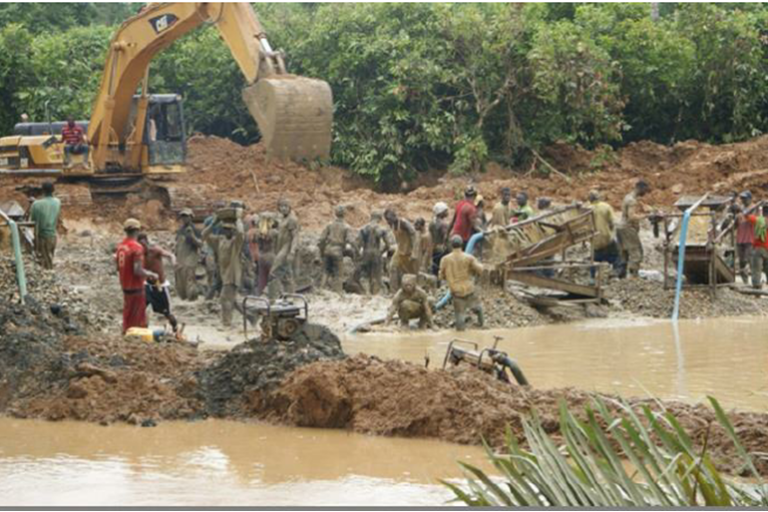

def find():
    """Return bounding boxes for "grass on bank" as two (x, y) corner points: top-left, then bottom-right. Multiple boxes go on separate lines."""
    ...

(444, 396), (767, 507)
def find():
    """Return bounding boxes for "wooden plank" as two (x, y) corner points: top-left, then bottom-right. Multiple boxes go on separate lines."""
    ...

(507, 271), (600, 298)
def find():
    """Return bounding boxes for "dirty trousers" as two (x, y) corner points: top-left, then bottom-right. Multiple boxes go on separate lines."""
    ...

(737, 243), (752, 282)
(122, 290), (147, 334)
(390, 254), (418, 292)
(398, 300), (430, 328)
(453, 293), (483, 331)
(269, 256), (295, 298)
(257, 256), (273, 296)
(323, 253), (344, 293)
(355, 253), (384, 295)
(617, 226), (643, 275)
(35, 235), (57, 269)
(220, 284), (237, 327)
(751, 247), (768, 289)
(174, 265), (198, 301)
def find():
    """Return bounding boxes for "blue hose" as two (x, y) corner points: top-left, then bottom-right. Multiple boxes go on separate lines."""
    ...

(435, 232), (484, 310)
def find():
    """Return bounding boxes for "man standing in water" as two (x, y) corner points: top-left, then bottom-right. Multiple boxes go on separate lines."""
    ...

(439, 235), (485, 331)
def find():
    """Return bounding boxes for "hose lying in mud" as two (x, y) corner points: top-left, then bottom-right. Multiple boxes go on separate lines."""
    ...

(496, 354), (529, 386)
(435, 231), (484, 311)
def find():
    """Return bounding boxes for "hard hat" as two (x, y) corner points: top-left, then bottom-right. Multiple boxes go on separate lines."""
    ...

(465, 185), (477, 197)
(179, 208), (193, 217)
(124, 218), (141, 231)
(739, 190), (753, 200)
(433, 202), (449, 216)
(474, 194), (484, 206)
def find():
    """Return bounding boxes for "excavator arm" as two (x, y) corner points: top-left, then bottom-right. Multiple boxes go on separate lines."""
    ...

(87, 2), (332, 170)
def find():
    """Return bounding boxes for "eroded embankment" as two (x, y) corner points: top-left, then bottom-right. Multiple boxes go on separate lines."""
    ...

(1, 297), (766, 477)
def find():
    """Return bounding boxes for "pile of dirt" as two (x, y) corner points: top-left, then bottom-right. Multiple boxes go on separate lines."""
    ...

(432, 285), (548, 329)
(199, 323), (345, 417)
(257, 355), (768, 476)
(606, 278), (768, 320)
(8, 335), (208, 426)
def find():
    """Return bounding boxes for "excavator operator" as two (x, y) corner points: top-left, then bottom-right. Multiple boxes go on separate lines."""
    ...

(61, 116), (89, 167)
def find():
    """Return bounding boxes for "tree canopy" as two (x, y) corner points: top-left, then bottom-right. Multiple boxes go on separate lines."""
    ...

(1, 3), (766, 186)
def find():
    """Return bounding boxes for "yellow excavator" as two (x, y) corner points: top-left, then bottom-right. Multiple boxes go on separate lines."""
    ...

(0, 3), (332, 187)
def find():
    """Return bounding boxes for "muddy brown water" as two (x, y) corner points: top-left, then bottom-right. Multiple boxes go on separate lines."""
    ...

(3, 317), (766, 505)
(0, 417), (488, 506)
(344, 317), (768, 412)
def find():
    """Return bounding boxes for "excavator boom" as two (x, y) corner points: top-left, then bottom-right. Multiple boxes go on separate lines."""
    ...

(88, 2), (332, 169)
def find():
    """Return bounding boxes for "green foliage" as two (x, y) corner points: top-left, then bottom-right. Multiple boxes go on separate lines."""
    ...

(0, 3), (767, 184)
(445, 396), (768, 507)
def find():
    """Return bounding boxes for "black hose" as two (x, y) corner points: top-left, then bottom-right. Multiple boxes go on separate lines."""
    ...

(499, 355), (529, 386)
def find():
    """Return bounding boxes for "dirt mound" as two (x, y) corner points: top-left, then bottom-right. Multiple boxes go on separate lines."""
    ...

(258, 355), (768, 476)
(9, 335), (207, 426)
(199, 323), (344, 417)
(606, 278), (768, 320)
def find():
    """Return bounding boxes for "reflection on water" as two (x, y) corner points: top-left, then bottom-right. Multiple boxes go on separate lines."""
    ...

(0, 418), (485, 506)
(345, 317), (768, 412)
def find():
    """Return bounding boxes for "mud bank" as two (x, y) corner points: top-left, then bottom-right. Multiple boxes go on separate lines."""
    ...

(257, 355), (768, 477)
(2, 308), (767, 478)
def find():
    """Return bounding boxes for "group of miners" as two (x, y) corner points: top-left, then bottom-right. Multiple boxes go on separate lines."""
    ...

(35, 174), (768, 335)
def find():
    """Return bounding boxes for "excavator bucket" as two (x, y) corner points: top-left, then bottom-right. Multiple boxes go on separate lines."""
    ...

(242, 76), (333, 161)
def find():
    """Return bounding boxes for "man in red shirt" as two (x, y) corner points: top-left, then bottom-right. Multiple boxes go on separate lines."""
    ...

(138, 233), (179, 333)
(60, 116), (89, 167)
(449, 186), (480, 245)
(745, 204), (768, 290)
(116, 219), (157, 334)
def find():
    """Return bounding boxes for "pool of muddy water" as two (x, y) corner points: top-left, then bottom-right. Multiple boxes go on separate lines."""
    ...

(345, 317), (768, 412)
(0, 418), (487, 506)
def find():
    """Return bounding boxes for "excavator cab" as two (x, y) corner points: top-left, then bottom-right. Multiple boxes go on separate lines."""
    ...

(139, 94), (186, 167)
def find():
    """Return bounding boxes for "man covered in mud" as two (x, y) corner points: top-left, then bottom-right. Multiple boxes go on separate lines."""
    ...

(319, 205), (357, 293)
(384, 208), (419, 292)
(386, 274), (433, 329)
(490, 187), (512, 228)
(429, 202), (450, 274)
(29, 181), (61, 269)
(203, 212), (245, 328)
(269, 198), (300, 298)
(203, 200), (226, 300)
(414, 217), (432, 274)
(589, 190), (621, 276)
(116, 219), (158, 334)
(353, 210), (392, 295)
(617, 180), (650, 278)
(439, 235), (485, 331)
(174, 209), (202, 301)
(735, 191), (754, 284)
(255, 212), (279, 296)
(512, 191), (534, 222)
(138, 233), (179, 333)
